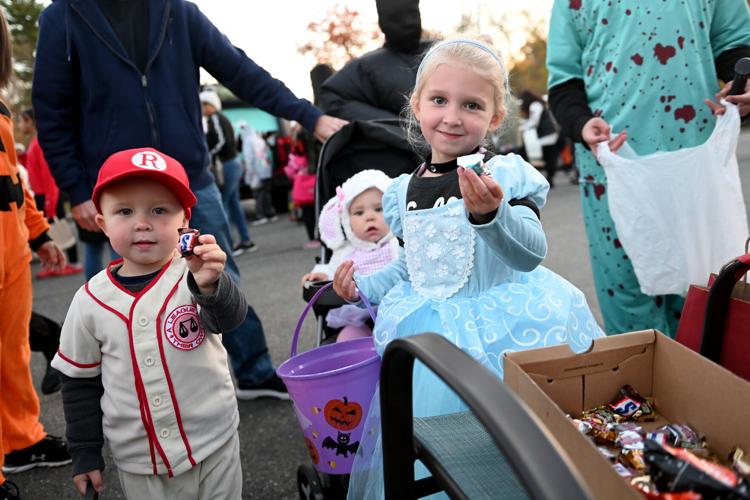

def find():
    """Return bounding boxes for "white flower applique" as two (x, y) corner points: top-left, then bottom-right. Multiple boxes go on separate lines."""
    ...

(445, 226), (460, 241)
(426, 242), (442, 260)
(423, 223), (437, 239)
(451, 244), (466, 259)
(447, 204), (463, 217)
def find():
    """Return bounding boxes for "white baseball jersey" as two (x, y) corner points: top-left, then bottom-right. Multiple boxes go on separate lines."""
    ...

(52, 256), (239, 477)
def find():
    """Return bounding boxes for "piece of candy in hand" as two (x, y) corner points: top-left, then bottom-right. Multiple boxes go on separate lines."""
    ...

(457, 153), (488, 176)
(178, 228), (200, 257)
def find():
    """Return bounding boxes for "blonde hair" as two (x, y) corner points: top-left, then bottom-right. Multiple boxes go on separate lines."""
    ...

(0, 11), (12, 90)
(403, 37), (510, 156)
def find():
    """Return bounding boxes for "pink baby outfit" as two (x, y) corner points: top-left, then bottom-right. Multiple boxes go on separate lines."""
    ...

(311, 170), (399, 341)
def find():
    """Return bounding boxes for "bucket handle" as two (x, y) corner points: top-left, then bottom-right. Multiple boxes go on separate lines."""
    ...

(291, 282), (377, 357)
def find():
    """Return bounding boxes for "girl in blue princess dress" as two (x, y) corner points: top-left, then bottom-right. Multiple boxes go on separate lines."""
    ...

(334, 37), (604, 497)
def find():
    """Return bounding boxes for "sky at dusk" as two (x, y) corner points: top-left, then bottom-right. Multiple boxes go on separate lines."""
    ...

(191, 0), (553, 100)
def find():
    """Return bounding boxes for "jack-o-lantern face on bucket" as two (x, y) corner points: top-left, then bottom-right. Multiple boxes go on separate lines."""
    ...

(324, 397), (363, 431)
(304, 437), (320, 464)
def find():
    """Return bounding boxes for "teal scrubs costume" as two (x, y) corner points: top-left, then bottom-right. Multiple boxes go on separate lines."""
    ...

(547, 0), (750, 336)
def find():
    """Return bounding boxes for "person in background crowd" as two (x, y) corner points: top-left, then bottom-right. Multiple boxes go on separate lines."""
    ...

(200, 90), (256, 256)
(0, 11), (70, 500)
(319, 0), (432, 121)
(519, 90), (564, 188)
(33, 0), (347, 400)
(239, 122), (278, 226)
(547, 0), (750, 336)
(18, 109), (83, 278)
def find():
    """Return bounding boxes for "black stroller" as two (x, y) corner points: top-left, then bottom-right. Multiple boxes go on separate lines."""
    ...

(296, 119), (419, 500)
(301, 119), (420, 345)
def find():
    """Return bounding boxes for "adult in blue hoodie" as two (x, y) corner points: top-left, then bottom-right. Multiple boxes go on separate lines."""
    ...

(32, 0), (346, 405)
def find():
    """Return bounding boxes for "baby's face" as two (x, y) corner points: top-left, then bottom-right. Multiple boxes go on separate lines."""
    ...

(348, 188), (388, 243)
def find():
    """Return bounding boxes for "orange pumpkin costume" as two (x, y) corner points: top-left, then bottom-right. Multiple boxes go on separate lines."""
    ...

(0, 100), (49, 483)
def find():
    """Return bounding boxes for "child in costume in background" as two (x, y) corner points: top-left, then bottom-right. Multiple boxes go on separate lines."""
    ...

(333, 37), (605, 498)
(52, 148), (247, 499)
(0, 9), (71, 500)
(301, 170), (399, 342)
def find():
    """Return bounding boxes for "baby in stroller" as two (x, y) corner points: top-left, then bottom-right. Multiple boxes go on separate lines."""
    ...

(301, 170), (399, 342)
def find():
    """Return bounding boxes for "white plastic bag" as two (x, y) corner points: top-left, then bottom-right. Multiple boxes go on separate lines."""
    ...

(596, 104), (748, 296)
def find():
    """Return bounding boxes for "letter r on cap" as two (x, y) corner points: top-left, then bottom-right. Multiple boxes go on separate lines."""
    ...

(132, 151), (167, 171)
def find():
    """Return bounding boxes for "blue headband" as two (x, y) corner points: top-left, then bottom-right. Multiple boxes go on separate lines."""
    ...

(416, 39), (509, 99)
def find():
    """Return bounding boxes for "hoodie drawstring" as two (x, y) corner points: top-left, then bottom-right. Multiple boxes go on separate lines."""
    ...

(64, 2), (71, 62)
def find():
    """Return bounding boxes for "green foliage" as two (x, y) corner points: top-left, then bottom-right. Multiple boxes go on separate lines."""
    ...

(0, 0), (44, 109)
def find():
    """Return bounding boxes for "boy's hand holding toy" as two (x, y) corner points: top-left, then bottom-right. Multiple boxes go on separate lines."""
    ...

(179, 231), (226, 295)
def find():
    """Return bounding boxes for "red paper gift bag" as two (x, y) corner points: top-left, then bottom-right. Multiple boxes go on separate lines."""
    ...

(676, 253), (750, 381)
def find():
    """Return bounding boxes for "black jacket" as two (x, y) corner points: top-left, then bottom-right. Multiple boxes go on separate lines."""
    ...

(206, 111), (238, 162)
(318, 0), (432, 121)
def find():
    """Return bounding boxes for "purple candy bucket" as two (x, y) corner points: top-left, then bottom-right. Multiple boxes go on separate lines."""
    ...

(277, 283), (380, 475)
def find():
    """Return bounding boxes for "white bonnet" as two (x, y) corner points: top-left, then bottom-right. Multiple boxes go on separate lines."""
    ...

(199, 90), (222, 111)
(318, 169), (393, 250)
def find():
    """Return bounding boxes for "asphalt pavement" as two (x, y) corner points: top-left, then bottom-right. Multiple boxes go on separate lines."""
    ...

(11, 131), (750, 499)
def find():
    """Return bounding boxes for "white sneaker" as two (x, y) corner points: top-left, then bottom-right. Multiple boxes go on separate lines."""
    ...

(250, 217), (269, 226)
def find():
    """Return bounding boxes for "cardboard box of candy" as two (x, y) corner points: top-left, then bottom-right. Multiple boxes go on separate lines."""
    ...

(504, 330), (750, 499)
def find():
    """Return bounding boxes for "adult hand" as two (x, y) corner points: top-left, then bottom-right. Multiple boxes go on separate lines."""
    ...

(457, 167), (504, 221)
(71, 200), (100, 232)
(313, 115), (348, 143)
(332, 260), (359, 302)
(183, 234), (226, 295)
(582, 117), (627, 155)
(301, 271), (329, 287)
(73, 470), (104, 496)
(37, 240), (67, 273)
(705, 80), (750, 117)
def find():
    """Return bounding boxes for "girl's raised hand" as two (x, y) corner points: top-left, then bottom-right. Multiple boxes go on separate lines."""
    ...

(333, 260), (359, 301)
(458, 166), (504, 221)
(183, 234), (226, 294)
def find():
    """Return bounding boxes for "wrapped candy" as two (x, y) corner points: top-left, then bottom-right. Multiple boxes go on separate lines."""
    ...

(178, 227), (200, 257)
(457, 153), (489, 176)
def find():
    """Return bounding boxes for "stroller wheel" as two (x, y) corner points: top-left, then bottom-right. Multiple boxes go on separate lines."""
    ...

(297, 464), (325, 500)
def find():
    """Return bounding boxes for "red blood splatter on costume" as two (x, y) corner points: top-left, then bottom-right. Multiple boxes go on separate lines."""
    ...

(631, 53), (643, 65)
(588, 65), (594, 76)
(674, 105), (696, 123)
(654, 43), (676, 64)
(593, 183), (606, 200)
(614, 239), (622, 249)
(625, 9), (631, 15)
(602, 18), (609, 25)
(569, 0), (582, 9)
(606, 61), (613, 72)
(677, 36), (685, 49)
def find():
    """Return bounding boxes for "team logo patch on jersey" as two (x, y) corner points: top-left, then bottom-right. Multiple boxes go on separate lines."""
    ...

(164, 305), (205, 350)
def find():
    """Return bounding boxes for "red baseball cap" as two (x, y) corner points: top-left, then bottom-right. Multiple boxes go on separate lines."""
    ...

(93, 148), (197, 219)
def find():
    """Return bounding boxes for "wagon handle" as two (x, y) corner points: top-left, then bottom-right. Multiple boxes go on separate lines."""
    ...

(291, 282), (377, 357)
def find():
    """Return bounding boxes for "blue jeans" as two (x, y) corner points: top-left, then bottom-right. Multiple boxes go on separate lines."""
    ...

(219, 157), (251, 244)
(191, 182), (274, 385)
(83, 241), (119, 281)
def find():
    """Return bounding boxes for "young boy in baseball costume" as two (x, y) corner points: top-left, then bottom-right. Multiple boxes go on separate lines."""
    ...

(52, 148), (247, 499)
